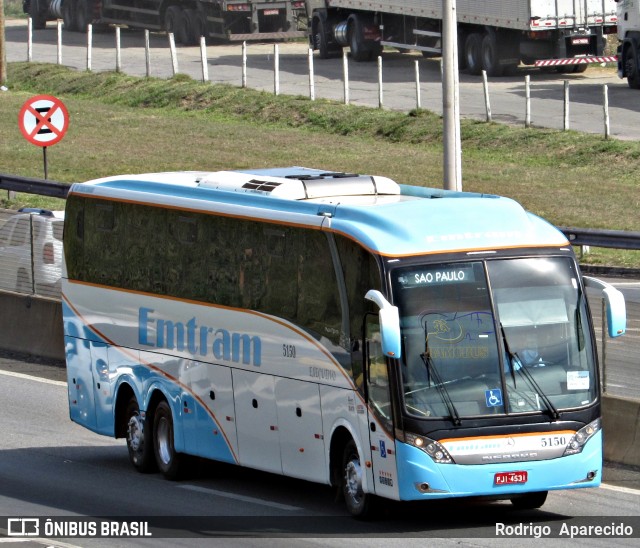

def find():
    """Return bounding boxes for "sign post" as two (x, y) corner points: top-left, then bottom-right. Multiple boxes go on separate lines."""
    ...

(18, 95), (69, 179)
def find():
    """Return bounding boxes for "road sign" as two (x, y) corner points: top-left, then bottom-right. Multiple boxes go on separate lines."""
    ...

(18, 95), (69, 147)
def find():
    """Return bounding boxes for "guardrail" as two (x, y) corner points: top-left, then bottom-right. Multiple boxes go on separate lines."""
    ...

(0, 173), (70, 199)
(3, 172), (640, 250)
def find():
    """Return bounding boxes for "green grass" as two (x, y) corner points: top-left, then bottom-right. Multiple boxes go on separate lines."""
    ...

(1, 62), (638, 267)
(3, 0), (26, 18)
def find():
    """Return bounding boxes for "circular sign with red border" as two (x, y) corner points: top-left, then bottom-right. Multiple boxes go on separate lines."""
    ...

(18, 95), (69, 147)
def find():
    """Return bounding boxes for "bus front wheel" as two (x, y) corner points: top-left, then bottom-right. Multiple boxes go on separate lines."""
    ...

(153, 400), (184, 480)
(342, 439), (375, 518)
(510, 491), (548, 510)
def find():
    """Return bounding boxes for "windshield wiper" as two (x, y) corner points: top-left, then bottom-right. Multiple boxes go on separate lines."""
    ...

(500, 323), (560, 420)
(420, 332), (461, 426)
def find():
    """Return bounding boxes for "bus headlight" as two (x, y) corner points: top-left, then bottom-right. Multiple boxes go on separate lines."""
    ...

(563, 418), (601, 456)
(405, 432), (455, 464)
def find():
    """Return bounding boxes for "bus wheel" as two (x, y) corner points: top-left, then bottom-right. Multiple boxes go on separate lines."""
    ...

(153, 400), (184, 480)
(510, 491), (548, 510)
(342, 439), (374, 518)
(125, 396), (155, 473)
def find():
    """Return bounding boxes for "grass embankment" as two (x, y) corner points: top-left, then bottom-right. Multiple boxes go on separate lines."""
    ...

(1, 62), (639, 267)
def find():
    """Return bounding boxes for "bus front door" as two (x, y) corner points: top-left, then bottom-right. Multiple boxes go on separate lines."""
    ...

(365, 315), (399, 499)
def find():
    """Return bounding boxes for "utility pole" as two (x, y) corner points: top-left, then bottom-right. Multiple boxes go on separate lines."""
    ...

(0, 0), (7, 86)
(442, 0), (462, 191)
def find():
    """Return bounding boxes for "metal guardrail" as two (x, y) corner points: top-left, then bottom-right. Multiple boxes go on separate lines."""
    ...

(0, 173), (70, 199)
(560, 227), (640, 251)
(2, 172), (640, 249)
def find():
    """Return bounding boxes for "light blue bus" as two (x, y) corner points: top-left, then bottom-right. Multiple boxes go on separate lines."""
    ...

(62, 167), (626, 517)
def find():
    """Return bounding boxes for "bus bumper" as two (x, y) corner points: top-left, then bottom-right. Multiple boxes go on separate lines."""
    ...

(395, 431), (602, 501)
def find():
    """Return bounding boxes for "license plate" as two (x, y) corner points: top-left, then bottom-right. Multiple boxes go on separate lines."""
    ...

(263, 9), (279, 15)
(495, 471), (528, 485)
(571, 37), (590, 45)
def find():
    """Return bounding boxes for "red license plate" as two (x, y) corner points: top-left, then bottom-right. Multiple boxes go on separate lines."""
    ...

(495, 471), (528, 485)
(263, 9), (279, 15)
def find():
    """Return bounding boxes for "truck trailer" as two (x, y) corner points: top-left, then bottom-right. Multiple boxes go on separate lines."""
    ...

(615, 0), (640, 87)
(24, 0), (307, 44)
(306, 0), (618, 75)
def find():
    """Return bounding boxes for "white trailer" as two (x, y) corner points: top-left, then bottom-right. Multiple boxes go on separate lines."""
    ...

(615, 0), (640, 87)
(307, 0), (618, 75)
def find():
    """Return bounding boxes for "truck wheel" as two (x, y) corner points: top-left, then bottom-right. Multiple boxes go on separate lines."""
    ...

(348, 15), (379, 62)
(183, 9), (203, 46)
(625, 44), (640, 89)
(75, 0), (92, 33)
(125, 396), (156, 473)
(316, 17), (340, 59)
(29, 0), (48, 30)
(62, 0), (78, 31)
(153, 400), (184, 480)
(464, 33), (483, 75)
(164, 5), (182, 37)
(342, 439), (375, 518)
(481, 32), (503, 77)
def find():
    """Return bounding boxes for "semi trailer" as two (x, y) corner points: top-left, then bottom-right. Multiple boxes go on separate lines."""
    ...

(24, 0), (307, 44)
(307, 0), (618, 75)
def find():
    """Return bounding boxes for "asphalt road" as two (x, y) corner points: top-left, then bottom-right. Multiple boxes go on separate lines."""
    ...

(4, 19), (640, 141)
(0, 357), (638, 547)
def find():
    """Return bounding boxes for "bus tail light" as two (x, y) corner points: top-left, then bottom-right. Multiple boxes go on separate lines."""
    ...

(405, 432), (454, 464)
(563, 418), (601, 456)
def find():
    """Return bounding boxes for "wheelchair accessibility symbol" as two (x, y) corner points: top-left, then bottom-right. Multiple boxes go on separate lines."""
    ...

(485, 388), (503, 408)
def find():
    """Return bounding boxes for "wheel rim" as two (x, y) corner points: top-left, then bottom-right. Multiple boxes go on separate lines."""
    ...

(127, 414), (143, 453)
(156, 416), (172, 465)
(344, 457), (364, 507)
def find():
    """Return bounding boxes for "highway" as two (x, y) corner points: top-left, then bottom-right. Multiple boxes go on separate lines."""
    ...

(4, 19), (640, 140)
(0, 356), (638, 546)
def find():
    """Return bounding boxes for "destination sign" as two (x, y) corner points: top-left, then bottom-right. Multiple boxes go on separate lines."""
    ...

(397, 264), (476, 287)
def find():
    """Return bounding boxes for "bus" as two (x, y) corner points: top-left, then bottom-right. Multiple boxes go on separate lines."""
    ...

(62, 166), (626, 517)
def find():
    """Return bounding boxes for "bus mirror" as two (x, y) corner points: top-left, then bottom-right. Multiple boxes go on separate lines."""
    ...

(365, 290), (402, 359)
(583, 276), (626, 338)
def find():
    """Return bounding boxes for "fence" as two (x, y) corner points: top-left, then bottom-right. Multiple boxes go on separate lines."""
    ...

(14, 18), (627, 139)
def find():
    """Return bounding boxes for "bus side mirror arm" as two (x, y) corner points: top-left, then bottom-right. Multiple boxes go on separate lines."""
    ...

(583, 276), (626, 338)
(365, 290), (402, 359)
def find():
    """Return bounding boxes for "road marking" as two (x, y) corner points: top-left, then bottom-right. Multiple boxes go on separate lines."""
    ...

(0, 368), (66, 387)
(177, 484), (302, 511)
(0, 533), (83, 547)
(600, 483), (640, 496)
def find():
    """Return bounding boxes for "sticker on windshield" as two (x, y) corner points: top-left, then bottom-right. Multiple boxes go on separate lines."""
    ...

(567, 370), (590, 390)
(485, 388), (503, 407)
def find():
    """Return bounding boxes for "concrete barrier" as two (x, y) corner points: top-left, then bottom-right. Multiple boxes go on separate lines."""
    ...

(0, 292), (638, 468)
(602, 395), (640, 468)
(0, 291), (64, 361)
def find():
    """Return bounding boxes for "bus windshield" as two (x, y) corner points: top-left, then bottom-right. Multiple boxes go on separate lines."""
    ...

(392, 257), (597, 420)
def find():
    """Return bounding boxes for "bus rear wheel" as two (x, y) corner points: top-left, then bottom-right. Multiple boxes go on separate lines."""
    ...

(342, 439), (375, 518)
(510, 491), (548, 510)
(153, 400), (184, 480)
(125, 396), (155, 473)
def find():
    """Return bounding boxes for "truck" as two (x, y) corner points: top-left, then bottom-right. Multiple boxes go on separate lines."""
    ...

(24, 0), (307, 44)
(306, 0), (619, 76)
(615, 0), (640, 87)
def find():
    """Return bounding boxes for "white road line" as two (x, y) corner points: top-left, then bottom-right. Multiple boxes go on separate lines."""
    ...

(600, 483), (640, 496)
(0, 531), (83, 548)
(177, 484), (302, 511)
(0, 368), (66, 387)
